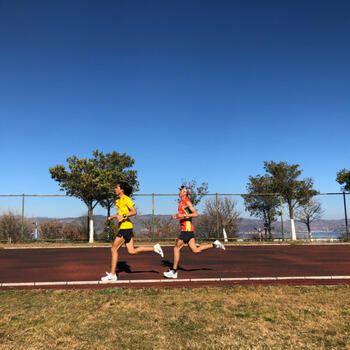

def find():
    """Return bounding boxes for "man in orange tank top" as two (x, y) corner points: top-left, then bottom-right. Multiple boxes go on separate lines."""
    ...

(163, 185), (225, 279)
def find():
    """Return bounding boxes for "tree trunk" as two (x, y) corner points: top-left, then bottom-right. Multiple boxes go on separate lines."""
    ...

(223, 227), (228, 242)
(289, 207), (296, 240)
(263, 211), (268, 241)
(290, 219), (296, 240)
(307, 221), (312, 241)
(268, 215), (272, 241)
(88, 206), (94, 243)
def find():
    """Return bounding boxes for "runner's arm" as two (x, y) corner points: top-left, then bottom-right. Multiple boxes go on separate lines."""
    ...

(177, 201), (198, 219)
(185, 201), (198, 218)
(108, 206), (137, 221)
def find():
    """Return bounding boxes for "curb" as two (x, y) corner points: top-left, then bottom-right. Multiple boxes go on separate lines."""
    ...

(3, 275), (350, 287)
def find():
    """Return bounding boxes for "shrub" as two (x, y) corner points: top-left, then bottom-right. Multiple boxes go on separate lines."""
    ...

(62, 223), (86, 241)
(0, 211), (32, 242)
(39, 220), (64, 240)
(100, 219), (119, 242)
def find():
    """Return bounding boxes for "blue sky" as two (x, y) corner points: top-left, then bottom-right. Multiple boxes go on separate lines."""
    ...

(1, 1), (349, 217)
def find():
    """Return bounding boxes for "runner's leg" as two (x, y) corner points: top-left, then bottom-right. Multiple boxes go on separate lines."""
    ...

(173, 239), (185, 270)
(125, 237), (154, 255)
(188, 238), (213, 253)
(110, 236), (125, 275)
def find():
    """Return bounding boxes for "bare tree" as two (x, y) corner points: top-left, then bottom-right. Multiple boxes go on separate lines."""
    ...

(0, 211), (32, 243)
(39, 220), (64, 240)
(62, 223), (87, 241)
(197, 197), (240, 240)
(295, 198), (324, 240)
(141, 217), (161, 239)
(157, 218), (179, 239)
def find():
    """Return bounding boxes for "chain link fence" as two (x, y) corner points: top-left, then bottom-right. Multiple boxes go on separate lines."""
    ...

(0, 192), (349, 243)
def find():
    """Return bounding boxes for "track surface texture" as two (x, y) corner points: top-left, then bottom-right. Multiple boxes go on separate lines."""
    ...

(1, 245), (350, 289)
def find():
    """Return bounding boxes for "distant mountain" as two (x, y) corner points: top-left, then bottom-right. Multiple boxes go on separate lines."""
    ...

(31, 215), (347, 235)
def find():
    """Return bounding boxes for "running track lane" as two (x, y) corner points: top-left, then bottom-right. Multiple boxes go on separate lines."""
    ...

(1, 245), (350, 289)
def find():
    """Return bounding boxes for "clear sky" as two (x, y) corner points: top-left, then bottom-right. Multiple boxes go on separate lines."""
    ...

(1, 1), (349, 218)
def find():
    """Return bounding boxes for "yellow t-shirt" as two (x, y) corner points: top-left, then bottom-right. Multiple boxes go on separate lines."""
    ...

(116, 195), (135, 229)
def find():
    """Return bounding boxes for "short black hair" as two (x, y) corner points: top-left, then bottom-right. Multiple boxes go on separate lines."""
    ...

(118, 182), (133, 196)
(179, 185), (191, 194)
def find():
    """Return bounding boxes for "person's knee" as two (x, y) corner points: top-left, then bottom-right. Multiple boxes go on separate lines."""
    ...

(191, 247), (200, 254)
(127, 248), (136, 255)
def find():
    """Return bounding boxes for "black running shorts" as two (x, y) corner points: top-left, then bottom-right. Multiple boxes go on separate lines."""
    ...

(117, 229), (134, 243)
(178, 231), (195, 244)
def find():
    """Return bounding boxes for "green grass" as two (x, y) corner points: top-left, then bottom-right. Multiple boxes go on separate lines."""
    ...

(1, 285), (350, 349)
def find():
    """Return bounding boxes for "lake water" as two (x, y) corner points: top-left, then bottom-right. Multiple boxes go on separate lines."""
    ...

(296, 232), (342, 239)
(238, 232), (344, 240)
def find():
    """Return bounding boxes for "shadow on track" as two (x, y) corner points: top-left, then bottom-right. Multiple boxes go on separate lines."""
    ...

(116, 261), (159, 275)
(162, 259), (212, 272)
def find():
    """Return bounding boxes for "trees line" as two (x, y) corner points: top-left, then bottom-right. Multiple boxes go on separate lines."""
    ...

(45, 150), (350, 243)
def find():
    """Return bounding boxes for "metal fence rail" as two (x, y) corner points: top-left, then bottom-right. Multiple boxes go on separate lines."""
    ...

(0, 192), (349, 242)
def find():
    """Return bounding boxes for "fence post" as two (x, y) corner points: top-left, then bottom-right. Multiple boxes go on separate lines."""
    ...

(279, 195), (284, 241)
(216, 193), (219, 239)
(21, 194), (25, 241)
(343, 192), (349, 241)
(152, 193), (155, 242)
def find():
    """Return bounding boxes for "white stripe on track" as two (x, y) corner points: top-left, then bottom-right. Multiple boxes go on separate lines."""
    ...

(2, 275), (350, 287)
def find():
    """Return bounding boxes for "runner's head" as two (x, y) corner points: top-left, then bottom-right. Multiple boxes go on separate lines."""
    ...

(116, 182), (133, 197)
(179, 185), (190, 198)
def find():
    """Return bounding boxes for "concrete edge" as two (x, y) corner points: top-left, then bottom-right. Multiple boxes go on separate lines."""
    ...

(3, 275), (350, 287)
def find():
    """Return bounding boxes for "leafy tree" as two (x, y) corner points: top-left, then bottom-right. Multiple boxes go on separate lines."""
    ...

(180, 179), (209, 206)
(243, 175), (280, 240)
(49, 150), (138, 243)
(294, 198), (324, 241)
(336, 169), (350, 191)
(264, 161), (318, 240)
(93, 150), (139, 218)
(197, 197), (240, 240)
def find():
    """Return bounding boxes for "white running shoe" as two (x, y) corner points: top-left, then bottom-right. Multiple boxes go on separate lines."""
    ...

(213, 240), (226, 250)
(101, 272), (117, 281)
(154, 243), (164, 258)
(163, 269), (178, 279)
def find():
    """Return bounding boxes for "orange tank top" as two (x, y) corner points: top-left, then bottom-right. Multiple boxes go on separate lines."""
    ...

(178, 196), (194, 232)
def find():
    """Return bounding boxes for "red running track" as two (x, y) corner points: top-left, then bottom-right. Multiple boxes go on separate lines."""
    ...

(1, 245), (350, 289)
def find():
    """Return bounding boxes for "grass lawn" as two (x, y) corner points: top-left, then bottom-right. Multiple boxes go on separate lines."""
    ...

(1, 285), (350, 349)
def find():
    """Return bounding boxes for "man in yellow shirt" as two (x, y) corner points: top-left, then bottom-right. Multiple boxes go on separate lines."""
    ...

(101, 182), (164, 281)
